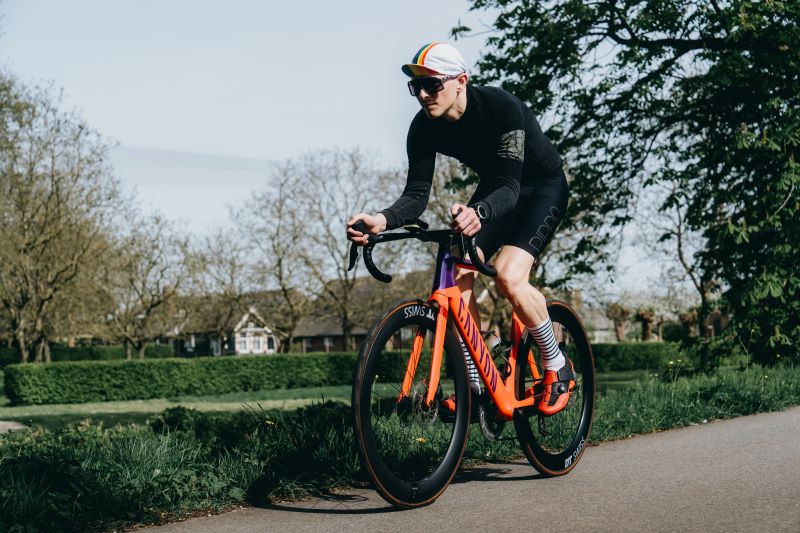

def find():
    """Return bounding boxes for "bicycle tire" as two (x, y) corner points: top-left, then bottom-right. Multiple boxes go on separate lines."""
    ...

(513, 299), (596, 476)
(352, 299), (470, 508)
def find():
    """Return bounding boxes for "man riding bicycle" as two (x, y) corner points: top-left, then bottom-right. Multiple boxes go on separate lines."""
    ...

(346, 42), (574, 415)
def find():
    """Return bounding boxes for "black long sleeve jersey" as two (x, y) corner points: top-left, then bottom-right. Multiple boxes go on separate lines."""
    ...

(380, 84), (564, 229)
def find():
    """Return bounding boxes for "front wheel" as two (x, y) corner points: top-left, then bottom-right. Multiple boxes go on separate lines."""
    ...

(514, 299), (596, 476)
(352, 300), (470, 508)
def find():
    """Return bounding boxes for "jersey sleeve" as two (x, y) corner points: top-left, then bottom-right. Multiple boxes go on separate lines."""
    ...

(470, 92), (526, 221)
(380, 115), (435, 229)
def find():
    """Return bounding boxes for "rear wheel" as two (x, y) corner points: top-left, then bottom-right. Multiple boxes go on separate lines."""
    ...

(514, 300), (595, 475)
(352, 300), (470, 508)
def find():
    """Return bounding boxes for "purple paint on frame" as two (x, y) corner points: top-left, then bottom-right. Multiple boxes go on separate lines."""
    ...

(436, 253), (458, 289)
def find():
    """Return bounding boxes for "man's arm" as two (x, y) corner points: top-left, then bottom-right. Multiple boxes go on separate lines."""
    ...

(470, 93), (526, 222)
(379, 117), (436, 229)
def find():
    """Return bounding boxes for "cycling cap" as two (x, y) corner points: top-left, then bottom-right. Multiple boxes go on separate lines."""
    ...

(402, 42), (468, 77)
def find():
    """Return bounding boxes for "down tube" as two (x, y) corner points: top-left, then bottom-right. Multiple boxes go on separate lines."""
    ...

(449, 295), (500, 394)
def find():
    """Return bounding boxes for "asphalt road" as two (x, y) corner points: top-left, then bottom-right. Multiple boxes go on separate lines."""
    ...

(148, 406), (800, 533)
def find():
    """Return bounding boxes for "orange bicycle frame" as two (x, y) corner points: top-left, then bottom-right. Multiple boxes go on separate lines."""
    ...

(398, 256), (542, 421)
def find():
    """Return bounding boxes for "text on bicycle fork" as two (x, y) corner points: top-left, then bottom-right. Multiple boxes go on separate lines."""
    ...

(457, 298), (499, 392)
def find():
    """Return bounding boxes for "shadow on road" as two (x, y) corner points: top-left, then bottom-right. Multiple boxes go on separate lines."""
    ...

(252, 492), (401, 515)
(452, 461), (545, 484)
(251, 461), (544, 515)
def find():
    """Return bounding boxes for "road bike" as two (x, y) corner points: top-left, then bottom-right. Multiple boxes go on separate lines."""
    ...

(348, 219), (596, 508)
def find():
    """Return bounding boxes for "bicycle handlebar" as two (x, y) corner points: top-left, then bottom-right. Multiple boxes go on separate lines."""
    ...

(347, 219), (497, 283)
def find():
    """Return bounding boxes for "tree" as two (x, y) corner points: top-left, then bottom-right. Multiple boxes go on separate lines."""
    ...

(604, 302), (631, 342)
(291, 148), (405, 350)
(456, 0), (800, 364)
(99, 215), (189, 359)
(234, 170), (313, 351)
(0, 72), (121, 362)
(634, 307), (656, 341)
(184, 228), (249, 348)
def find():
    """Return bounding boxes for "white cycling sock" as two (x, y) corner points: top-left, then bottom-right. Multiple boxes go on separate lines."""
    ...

(527, 318), (565, 371)
(460, 339), (482, 395)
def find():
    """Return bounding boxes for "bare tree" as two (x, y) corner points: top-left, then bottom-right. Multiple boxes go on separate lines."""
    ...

(293, 148), (404, 350)
(99, 215), (189, 359)
(0, 72), (121, 362)
(604, 302), (631, 342)
(183, 228), (249, 348)
(235, 168), (313, 351)
(638, 181), (717, 336)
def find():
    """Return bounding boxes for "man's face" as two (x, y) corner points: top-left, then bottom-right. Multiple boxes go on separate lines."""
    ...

(411, 74), (463, 118)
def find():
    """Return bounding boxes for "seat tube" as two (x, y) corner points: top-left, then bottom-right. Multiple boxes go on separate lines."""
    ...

(424, 295), (450, 406)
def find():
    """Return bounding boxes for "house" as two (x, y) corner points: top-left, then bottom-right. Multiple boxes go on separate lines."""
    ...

(171, 305), (281, 357)
(291, 314), (369, 353)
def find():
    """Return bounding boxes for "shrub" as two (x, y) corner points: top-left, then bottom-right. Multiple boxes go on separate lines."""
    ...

(3, 351), (408, 406)
(0, 344), (174, 368)
(591, 342), (683, 372)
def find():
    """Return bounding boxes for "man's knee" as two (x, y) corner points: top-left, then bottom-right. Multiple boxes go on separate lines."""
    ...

(455, 267), (477, 292)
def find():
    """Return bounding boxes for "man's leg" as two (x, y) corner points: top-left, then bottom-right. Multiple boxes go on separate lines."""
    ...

(492, 245), (574, 415)
(455, 260), (482, 395)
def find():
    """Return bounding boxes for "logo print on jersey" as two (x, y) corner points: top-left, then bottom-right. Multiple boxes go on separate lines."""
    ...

(497, 130), (525, 162)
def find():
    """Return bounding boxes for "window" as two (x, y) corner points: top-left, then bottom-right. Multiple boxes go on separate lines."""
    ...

(252, 337), (262, 352)
(238, 337), (248, 353)
(267, 337), (275, 351)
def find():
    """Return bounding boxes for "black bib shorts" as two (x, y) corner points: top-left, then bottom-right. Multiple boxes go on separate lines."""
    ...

(470, 173), (568, 260)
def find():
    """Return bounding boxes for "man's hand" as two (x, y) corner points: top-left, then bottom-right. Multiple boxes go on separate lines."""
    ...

(450, 203), (481, 236)
(346, 213), (387, 245)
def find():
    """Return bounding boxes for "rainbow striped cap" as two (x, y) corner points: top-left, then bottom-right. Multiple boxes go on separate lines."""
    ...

(402, 42), (468, 77)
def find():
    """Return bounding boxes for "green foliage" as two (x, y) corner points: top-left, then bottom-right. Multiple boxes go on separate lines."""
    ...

(592, 342), (683, 372)
(3, 352), (409, 406)
(2, 365), (799, 531)
(0, 344), (173, 368)
(0, 348), (15, 368)
(457, 0), (800, 362)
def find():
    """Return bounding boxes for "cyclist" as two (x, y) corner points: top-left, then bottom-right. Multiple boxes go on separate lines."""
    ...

(346, 42), (574, 415)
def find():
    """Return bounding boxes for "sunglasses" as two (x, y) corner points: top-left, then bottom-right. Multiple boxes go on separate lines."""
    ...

(407, 74), (461, 96)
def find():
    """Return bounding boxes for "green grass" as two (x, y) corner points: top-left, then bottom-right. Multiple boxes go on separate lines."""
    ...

(0, 369), (665, 430)
(0, 383), (352, 430)
(2, 364), (799, 532)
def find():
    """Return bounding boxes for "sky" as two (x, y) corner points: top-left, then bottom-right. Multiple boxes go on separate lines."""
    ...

(1, 1), (662, 295)
(2, 0), (498, 229)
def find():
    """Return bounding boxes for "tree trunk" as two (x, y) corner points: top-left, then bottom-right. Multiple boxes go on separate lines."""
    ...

(43, 341), (51, 363)
(34, 338), (43, 362)
(138, 342), (146, 360)
(124, 339), (132, 360)
(641, 321), (654, 341)
(15, 329), (29, 363)
(342, 320), (352, 352)
(613, 321), (625, 342)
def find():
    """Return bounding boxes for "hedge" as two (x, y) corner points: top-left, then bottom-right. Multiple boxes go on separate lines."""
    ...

(0, 344), (173, 368)
(592, 342), (683, 372)
(2, 351), (411, 406)
(3, 341), (684, 406)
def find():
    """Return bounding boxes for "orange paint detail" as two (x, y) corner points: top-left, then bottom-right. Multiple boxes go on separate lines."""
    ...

(417, 42), (440, 65)
(398, 327), (426, 402)
(424, 303), (449, 406)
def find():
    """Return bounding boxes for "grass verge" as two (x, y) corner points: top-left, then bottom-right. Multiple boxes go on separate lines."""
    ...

(1, 364), (798, 531)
